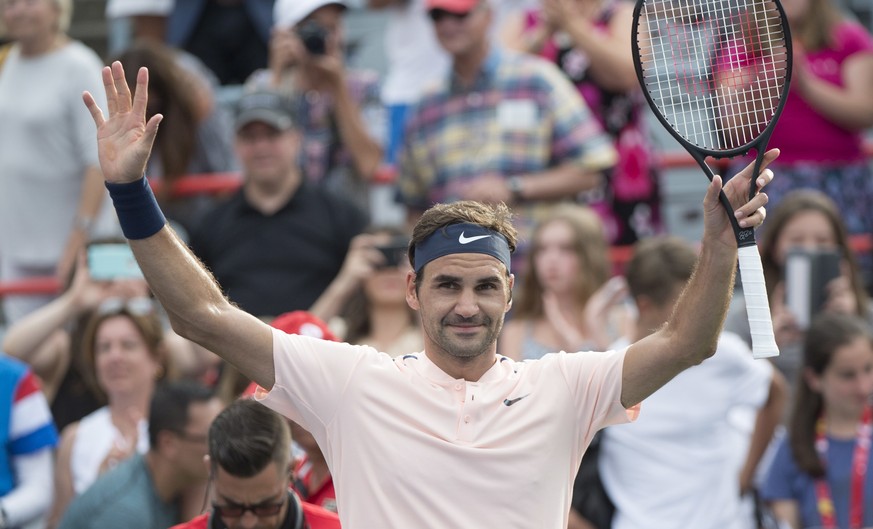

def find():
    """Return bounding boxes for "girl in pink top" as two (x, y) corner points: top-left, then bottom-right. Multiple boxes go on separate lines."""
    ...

(732, 0), (873, 240)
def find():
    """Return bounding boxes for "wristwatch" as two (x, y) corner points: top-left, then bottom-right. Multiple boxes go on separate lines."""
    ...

(507, 176), (525, 203)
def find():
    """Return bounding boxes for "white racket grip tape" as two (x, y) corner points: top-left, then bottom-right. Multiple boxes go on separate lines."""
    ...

(738, 245), (780, 359)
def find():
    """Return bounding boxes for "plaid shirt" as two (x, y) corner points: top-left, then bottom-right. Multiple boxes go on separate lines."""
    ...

(398, 49), (615, 252)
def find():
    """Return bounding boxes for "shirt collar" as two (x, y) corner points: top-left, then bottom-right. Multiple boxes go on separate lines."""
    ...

(447, 46), (502, 94)
(408, 349), (514, 387)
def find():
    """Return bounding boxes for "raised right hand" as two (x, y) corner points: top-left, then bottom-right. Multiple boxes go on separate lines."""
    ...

(82, 62), (162, 184)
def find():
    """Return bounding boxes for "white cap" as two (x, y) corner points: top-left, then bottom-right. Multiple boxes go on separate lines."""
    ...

(273, 0), (347, 29)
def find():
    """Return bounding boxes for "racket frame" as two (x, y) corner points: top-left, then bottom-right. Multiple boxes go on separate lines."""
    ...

(630, 0), (793, 359)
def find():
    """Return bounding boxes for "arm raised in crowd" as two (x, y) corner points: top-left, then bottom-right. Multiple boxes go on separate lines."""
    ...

(82, 63), (276, 389)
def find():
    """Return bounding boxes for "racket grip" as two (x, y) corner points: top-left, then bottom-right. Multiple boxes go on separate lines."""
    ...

(737, 245), (779, 359)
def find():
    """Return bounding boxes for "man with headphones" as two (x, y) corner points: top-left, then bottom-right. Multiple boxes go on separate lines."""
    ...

(170, 399), (339, 529)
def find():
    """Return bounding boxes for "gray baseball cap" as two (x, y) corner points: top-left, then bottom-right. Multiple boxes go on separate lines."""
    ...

(234, 90), (295, 132)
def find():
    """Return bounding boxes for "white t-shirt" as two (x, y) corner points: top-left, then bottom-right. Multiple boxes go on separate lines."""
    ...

(0, 42), (115, 266)
(600, 332), (772, 529)
(70, 407), (149, 495)
(381, 0), (450, 104)
(258, 328), (637, 528)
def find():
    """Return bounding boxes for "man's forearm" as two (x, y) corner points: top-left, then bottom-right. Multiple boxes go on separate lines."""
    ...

(334, 87), (383, 180)
(665, 241), (737, 362)
(621, 241), (737, 407)
(513, 163), (603, 202)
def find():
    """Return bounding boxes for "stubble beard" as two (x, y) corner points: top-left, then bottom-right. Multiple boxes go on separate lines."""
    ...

(434, 314), (503, 361)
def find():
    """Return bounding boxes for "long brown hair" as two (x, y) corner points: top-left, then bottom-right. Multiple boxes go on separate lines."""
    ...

(115, 41), (202, 196)
(788, 313), (872, 477)
(513, 204), (610, 319)
(760, 190), (868, 316)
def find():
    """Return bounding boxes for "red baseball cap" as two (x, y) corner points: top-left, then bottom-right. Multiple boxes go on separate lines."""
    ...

(426, 0), (480, 14)
(241, 311), (338, 399)
(270, 310), (339, 342)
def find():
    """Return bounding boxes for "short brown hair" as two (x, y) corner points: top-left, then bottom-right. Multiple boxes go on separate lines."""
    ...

(408, 201), (517, 274)
(625, 236), (697, 307)
(81, 304), (168, 401)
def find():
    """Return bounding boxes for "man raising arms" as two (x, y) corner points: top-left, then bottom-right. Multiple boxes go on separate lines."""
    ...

(82, 62), (776, 528)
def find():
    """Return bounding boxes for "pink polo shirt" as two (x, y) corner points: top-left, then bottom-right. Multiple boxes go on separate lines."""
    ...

(257, 328), (637, 528)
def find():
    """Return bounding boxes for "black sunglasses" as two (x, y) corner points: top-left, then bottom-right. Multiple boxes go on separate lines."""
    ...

(212, 496), (285, 518)
(428, 8), (476, 23)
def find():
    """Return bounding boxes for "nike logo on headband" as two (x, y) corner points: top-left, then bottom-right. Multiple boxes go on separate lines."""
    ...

(458, 232), (491, 244)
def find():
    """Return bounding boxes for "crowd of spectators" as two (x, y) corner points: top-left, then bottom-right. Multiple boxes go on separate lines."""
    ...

(1, 0), (872, 528)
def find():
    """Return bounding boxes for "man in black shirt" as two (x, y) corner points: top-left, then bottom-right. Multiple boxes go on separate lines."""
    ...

(190, 90), (367, 317)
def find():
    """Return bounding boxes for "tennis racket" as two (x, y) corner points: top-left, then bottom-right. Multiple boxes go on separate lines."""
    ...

(632, 0), (792, 359)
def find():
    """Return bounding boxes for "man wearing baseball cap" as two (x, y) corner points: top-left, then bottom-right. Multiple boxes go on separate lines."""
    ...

(188, 91), (367, 318)
(243, 0), (385, 214)
(397, 0), (616, 263)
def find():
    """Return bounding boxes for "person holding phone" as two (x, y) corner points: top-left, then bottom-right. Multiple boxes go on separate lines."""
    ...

(309, 228), (423, 356)
(725, 190), (870, 397)
(244, 0), (385, 213)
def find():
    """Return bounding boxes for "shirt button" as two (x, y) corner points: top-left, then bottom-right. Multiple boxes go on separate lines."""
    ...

(454, 383), (463, 391)
(464, 415), (471, 423)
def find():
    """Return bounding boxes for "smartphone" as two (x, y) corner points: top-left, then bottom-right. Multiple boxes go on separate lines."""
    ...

(88, 243), (144, 281)
(376, 237), (409, 269)
(784, 248), (841, 328)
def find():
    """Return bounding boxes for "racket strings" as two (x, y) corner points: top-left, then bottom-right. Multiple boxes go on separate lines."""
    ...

(637, 0), (789, 151)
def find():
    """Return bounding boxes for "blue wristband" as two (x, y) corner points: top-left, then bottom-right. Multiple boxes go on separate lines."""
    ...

(105, 178), (167, 240)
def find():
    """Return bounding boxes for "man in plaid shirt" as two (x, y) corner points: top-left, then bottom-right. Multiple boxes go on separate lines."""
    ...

(398, 0), (617, 258)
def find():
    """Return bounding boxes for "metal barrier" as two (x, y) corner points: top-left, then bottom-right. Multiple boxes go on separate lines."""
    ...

(2, 144), (872, 298)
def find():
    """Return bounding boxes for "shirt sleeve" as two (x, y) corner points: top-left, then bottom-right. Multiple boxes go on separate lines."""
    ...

(540, 62), (617, 171)
(837, 21), (873, 56)
(396, 103), (434, 210)
(256, 329), (376, 433)
(9, 370), (58, 456)
(557, 348), (640, 436)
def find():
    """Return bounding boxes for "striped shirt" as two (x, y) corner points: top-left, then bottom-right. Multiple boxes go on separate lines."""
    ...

(398, 48), (616, 249)
(0, 356), (58, 495)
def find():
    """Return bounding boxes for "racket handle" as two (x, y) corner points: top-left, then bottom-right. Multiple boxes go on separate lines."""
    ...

(737, 245), (779, 359)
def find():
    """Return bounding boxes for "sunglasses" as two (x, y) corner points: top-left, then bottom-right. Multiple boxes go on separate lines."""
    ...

(428, 7), (479, 23)
(212, 495), (286, 518)
(97, 297), (155, 317)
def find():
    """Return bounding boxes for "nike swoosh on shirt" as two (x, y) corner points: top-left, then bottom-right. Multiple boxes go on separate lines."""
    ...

(503, 394), (530, 406)
(459, 232), (491, 244)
